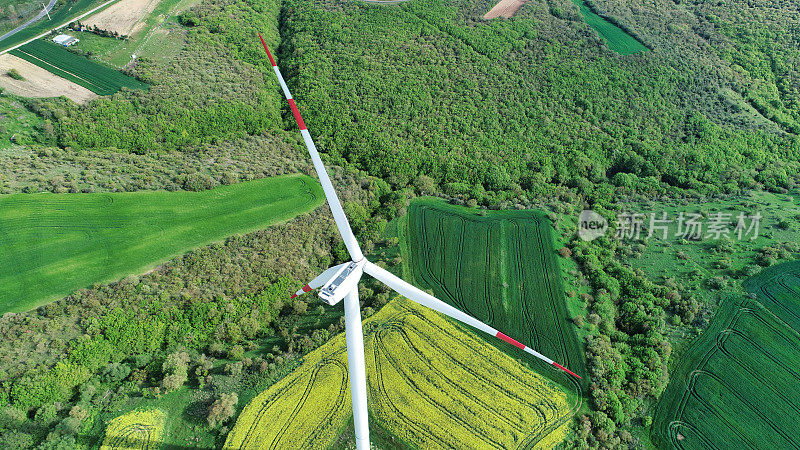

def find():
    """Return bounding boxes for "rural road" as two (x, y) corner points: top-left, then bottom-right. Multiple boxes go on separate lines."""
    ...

(0, 0), (58, 43)
(0, 0), (120, 55)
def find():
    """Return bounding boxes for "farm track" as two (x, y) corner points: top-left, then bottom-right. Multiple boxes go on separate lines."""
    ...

(373, 326), (509, 447)
(716, 329), (800, 417)
(106, 424), (155, 449)
(369, 307), (570, 448)
(688, 367), (797, 448)
(381, 318), (555, 425)
(670, 306), (800, 448)
(667, 421), (717, 450)
(405, 308), (571, 406)
(271, 358), (349, 448)
(233, 349), (350, 449)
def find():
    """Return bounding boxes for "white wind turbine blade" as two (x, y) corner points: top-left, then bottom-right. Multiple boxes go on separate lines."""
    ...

(259, 34), (364, 262)
(364, 261), (582, 379)
(290, 262), (350, 299)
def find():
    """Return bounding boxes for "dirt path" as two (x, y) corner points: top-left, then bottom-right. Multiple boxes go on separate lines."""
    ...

(0, 54), (97, 103)
(483, 0), (528, 19)
(83, 0), (162, 36)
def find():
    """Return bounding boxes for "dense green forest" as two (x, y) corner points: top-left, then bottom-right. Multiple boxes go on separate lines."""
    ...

(35, 0), (800, 201)
(0, 0), (798, 446)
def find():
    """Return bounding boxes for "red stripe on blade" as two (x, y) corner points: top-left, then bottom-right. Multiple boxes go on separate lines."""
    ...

(287, 99), (307, 130)
(496, 332), (525, 350)
(258, 34), (276, 67)
(552, 362), (582, 379)
(302, 284), (312, 293)
(290, 293), (297, 299)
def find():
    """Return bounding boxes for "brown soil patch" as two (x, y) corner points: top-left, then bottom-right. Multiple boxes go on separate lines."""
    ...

(0, 54), (97, 104)
(483, 0), (528, 19)
(83, 0), (161, 37)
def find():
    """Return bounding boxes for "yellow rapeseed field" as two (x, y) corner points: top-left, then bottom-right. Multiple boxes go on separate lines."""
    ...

(225, 298), (573, 449)
(100, 409), (165, 450)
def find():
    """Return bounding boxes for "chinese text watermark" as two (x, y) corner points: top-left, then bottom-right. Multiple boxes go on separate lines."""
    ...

(579, 210), (762, 242)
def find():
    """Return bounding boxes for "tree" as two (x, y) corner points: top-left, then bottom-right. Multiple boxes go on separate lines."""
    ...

(161, 351), (189, 392)
(413, 175), (436, 194)
(207, 393), (238, 428)
(102, 362), (131, 383)
(0, 431), (33, 448)
(293, 300), (308, 315)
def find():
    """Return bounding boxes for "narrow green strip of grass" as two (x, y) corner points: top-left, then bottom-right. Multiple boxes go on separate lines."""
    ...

(570, 0), (648, 55)
(0, 174), (323, 313)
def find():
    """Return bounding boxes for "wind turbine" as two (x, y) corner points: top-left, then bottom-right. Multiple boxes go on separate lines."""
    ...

(258, 34), (581, 450)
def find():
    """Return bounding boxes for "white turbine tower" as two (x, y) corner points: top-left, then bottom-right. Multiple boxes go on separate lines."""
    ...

(258, 34), (581, 450)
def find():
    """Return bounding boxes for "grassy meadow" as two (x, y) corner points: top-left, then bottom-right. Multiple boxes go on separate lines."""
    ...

(400, 197), (586, 383)
(0, 96), (44, 149)
(72, 0), (201, 68)
(0, 174), (323, 313)
(652, 260), (800, 449)
(626, 189), (800, 304)
(226, 297), (575, 449)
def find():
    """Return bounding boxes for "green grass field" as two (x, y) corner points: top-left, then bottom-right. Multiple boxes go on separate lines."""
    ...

(0, 174), (323, 313)
(10, 39), (148, 95)
(0, 96), (44, 149)
(226, 297), (575, 449)
(400, 198), (586, 384)
(570, 0), (648, 55)
(652, 260), (800, 449)
(627, 189), (800, 304)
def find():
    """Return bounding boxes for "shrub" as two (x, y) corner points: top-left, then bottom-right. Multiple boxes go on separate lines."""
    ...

(228, 345), (244, 360)
(6, 69), (23, 80)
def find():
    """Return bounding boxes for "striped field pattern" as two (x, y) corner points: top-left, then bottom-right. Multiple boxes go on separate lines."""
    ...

(653, 261), (800, 449)
(225, 297), (574, 449)
(10, 40), (148, 95)
(402, 198), (586, 384)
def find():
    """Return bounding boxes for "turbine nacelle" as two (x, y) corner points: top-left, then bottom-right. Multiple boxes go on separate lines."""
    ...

(290, 260), (365, 306)
(319, 260), (365, 305)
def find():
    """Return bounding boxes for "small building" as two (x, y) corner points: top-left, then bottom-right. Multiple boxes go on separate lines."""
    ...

(52, 34), (79, 46)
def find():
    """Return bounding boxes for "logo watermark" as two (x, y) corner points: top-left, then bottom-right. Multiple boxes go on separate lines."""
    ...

(578, 210), (608, 242)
